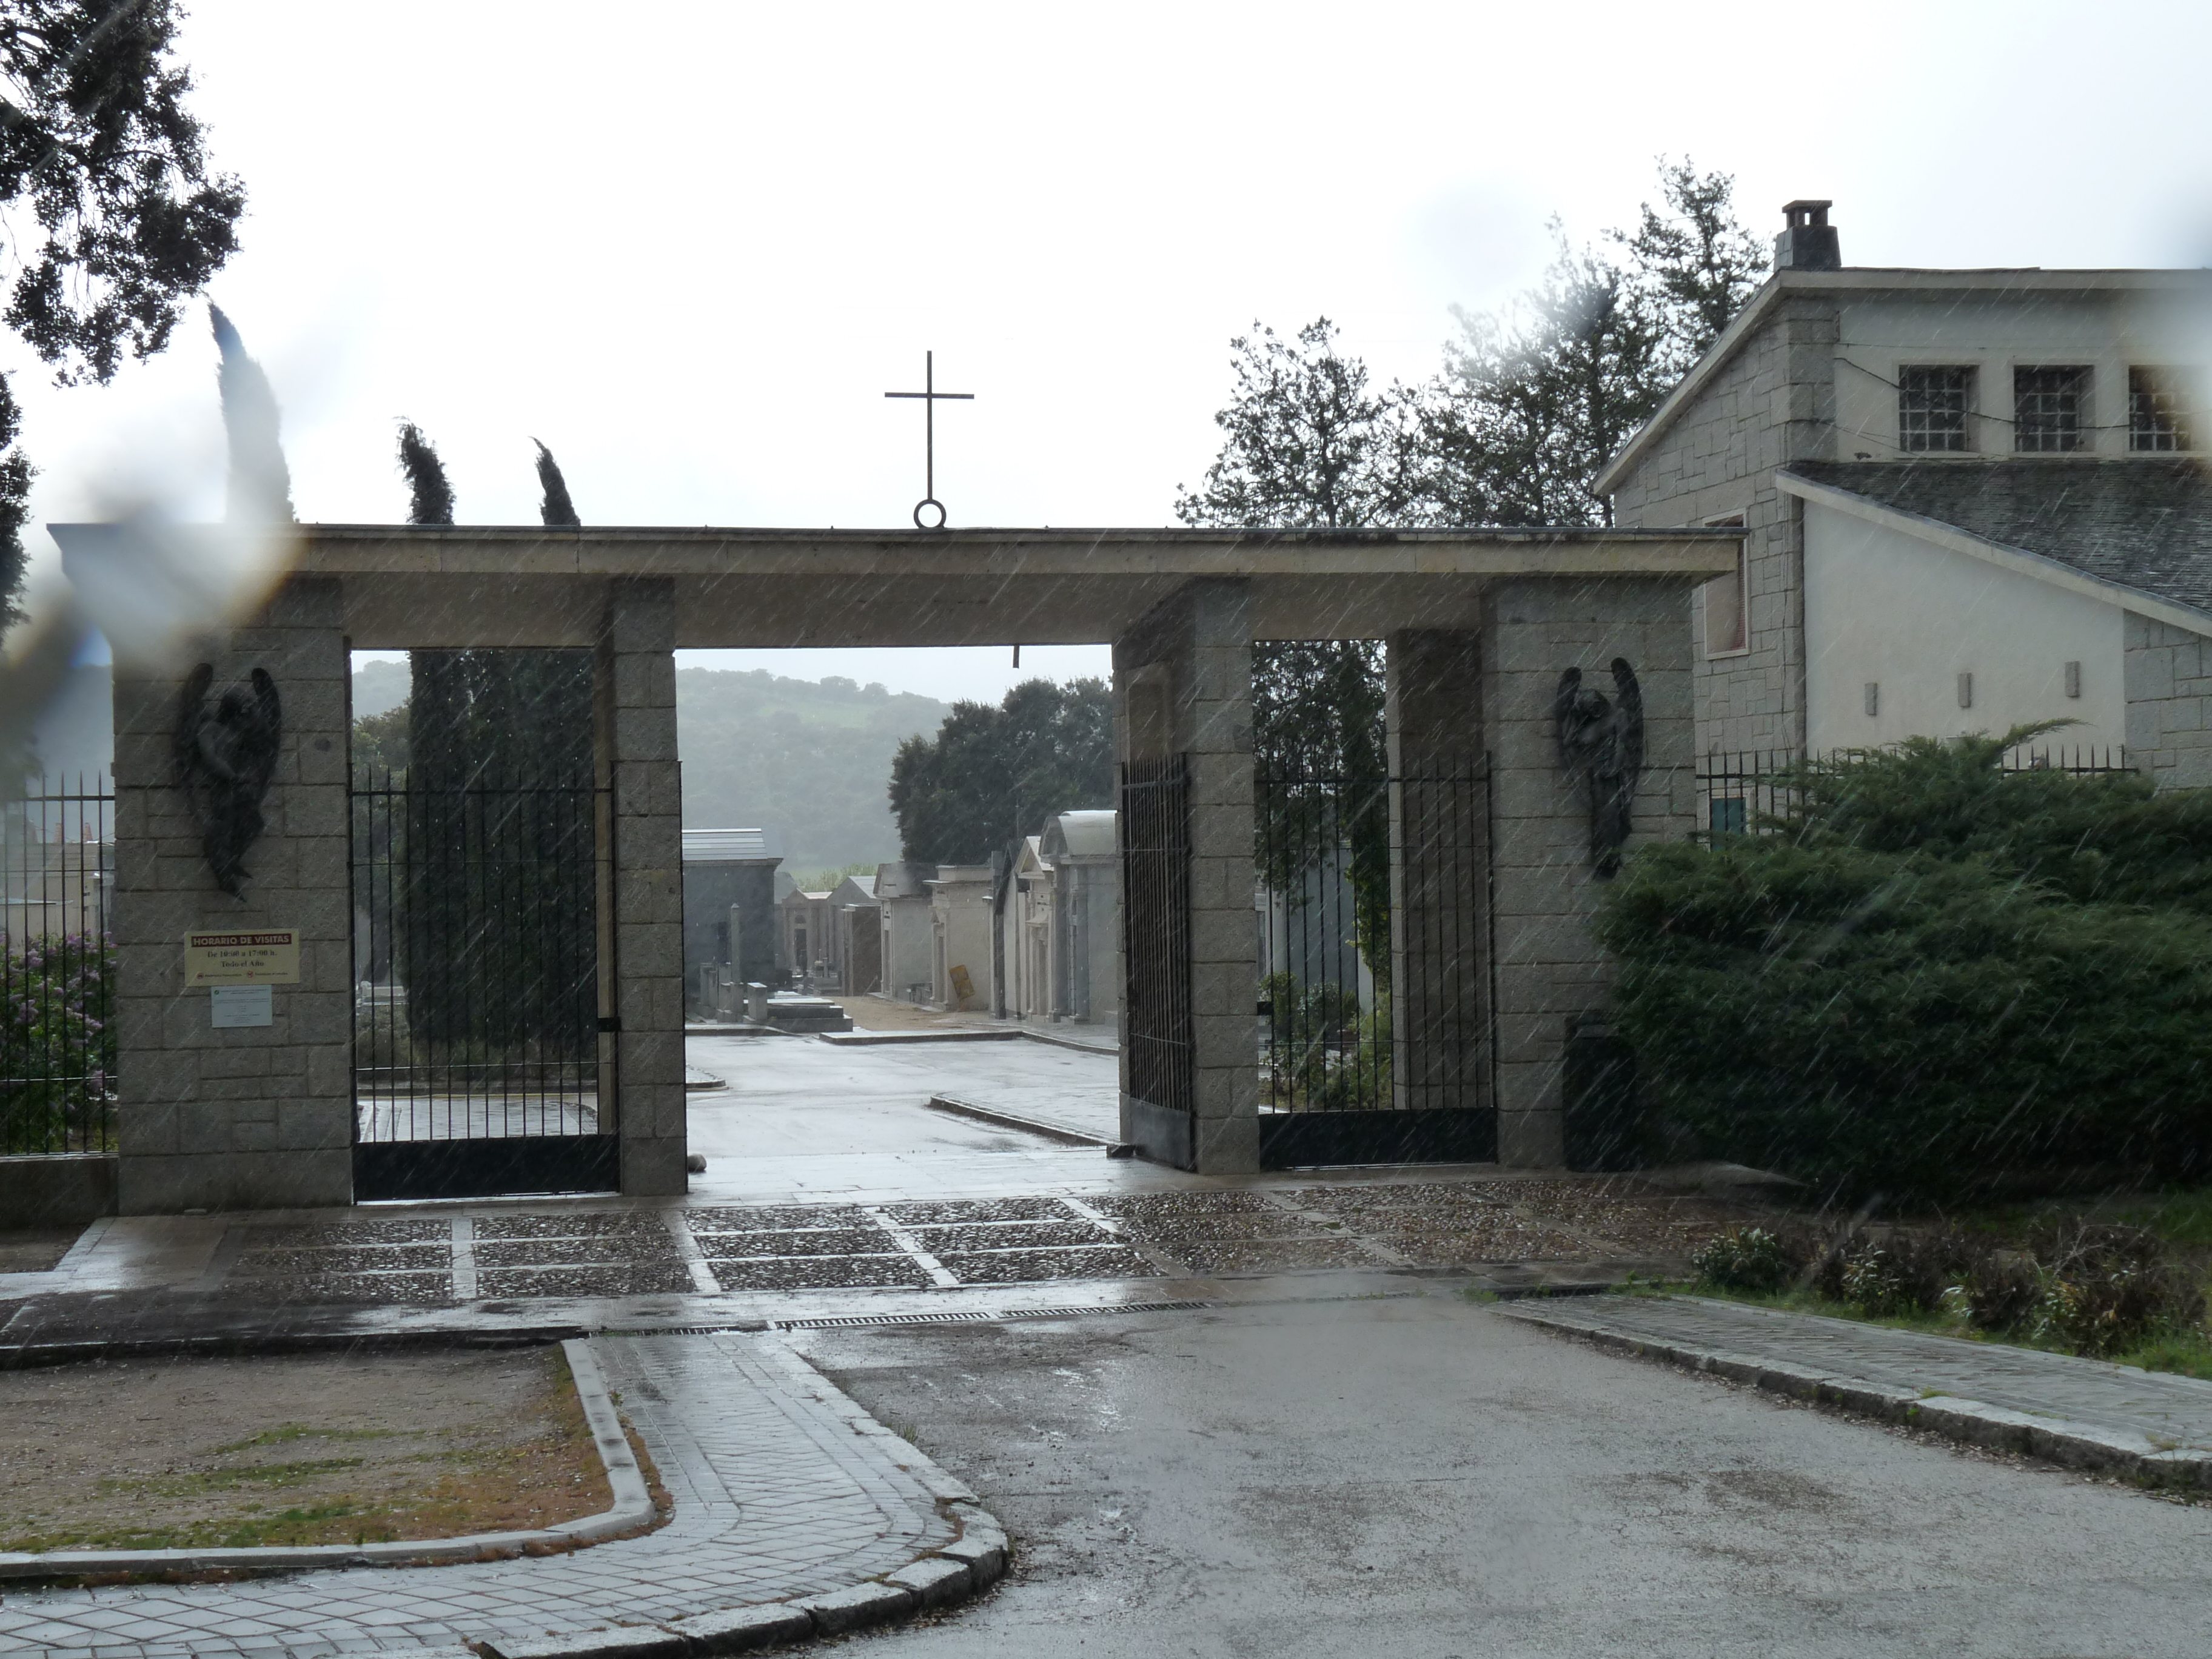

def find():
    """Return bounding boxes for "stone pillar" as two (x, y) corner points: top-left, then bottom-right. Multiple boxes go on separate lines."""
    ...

(1479, 578), (1695, 1167)
(113, 577), (354, 1213)
(1111, 578), (1257, 1176)
(602, 578), (687, 1196)
(1384, 631), (1490, 1117)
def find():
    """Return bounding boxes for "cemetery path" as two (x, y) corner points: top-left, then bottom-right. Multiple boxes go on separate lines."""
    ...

(0, 1329), (1004, 1658)
(784, 1294), (2212, 1658)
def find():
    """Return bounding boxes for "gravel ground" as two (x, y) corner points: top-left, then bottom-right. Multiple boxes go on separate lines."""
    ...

(695, 1227), (894, 1258)
(224, 1272), (457, 1305)
(0, 1346), (605, 1555)
(1090, 1191), (1295, 1221)
(882, 1198), (1078, 1225)
(242, 1219), (452, 1247)
(686, 1204), (873, 1232)
(477, 1264), (697, 1299)
(474, 1212), (672, 1240)
(233, 1245), (452, 1275)
(705, 1255), (934, 1291)
(473, 1236), (685, 1268)
(1113, 1211), (1327, 1245)
(939, 1247), (1161, 1284)
(1165, 1238), (1379, 1275)
(909, 1221), (1114, 1252)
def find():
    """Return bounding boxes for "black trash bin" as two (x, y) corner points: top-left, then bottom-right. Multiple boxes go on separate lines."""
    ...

(1562, 1011), (1642, 1173)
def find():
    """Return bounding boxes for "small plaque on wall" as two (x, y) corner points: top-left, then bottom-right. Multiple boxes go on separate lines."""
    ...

(210, 984), (274, 1028)
(184, 930), (300, 987)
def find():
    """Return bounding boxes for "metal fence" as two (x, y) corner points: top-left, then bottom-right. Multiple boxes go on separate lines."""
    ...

(1698, 743), (2132, 834)
(1120, 756), (1193, 1125)
(1255, 764), (1487, 1119)
(350, 768), (609, 1163)
(2, 775), (114, 1155)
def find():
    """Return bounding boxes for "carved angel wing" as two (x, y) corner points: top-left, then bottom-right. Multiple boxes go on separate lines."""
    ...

(1609, 657), (1643, 780)
(240, 667), (283, 796)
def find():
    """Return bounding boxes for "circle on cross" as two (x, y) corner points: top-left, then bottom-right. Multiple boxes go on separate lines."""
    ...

(913, 497), (948, 531)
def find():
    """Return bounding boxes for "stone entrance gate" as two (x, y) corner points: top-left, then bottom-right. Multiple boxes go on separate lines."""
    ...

(58, 522), (1737, 1212)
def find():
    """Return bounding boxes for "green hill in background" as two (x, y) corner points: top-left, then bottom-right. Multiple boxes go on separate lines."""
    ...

(349, 660), (945, 877)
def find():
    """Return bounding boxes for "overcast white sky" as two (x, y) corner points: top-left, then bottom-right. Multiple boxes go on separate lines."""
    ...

(18, 1), (2212, 700)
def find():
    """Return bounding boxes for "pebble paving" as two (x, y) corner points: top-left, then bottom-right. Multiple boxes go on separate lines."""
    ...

(0, 1331), (959, 1658)
(156, 1178), (1754, 1310)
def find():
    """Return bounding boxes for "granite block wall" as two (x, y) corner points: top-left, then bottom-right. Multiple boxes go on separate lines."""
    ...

(112, 577), (354, 1213)
(1479, 577), (1697, 1167)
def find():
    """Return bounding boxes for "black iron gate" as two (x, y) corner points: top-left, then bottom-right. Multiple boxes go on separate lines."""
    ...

(1119, 755), (1194, 1167)
(350, 768), (615, 1200)
(1255, 762), (1493, 1167)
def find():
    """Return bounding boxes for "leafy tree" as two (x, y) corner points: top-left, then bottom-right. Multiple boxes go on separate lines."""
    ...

(0, 0), (244, 632)
(890, 678), (1113, 865)
(1429, 159), (1758, 526)
(1176, 320), (1397, 988)
(1173, 318), (1423, 532)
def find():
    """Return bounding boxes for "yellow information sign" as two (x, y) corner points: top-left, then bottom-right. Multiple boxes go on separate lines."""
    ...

(183, 929), (301, 987)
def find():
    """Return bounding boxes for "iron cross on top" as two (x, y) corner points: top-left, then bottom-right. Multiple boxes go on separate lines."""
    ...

(884, 350), (974, 530)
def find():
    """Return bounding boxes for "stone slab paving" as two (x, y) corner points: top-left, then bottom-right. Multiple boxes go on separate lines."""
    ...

(0, 1331), (974, 1658)
(1508, 1293), (2212, 1472)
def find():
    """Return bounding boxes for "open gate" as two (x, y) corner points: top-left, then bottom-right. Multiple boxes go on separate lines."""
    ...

(350, 767), (617, 1201)
(1255, 760), (1494, 1168)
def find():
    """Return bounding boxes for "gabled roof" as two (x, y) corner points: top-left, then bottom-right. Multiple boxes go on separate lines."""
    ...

(1777, 459), (2212, 634)
(1594, 266), (2212, 497)
(832, 873), (877, 905)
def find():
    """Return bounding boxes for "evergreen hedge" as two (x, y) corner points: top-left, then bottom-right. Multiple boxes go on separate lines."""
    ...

(1595, 731), (2212, 1195)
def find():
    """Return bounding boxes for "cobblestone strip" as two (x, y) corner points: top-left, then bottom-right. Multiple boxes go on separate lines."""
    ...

(663, 1210), (723, 1295)
(449, 1215), (479, 1301)
(0, 1331), (1005, 1658)
(867, 1207), (961, 1289)
(1506, 1293), (2212, 1486)
(1057, 1195), (1190, 1278)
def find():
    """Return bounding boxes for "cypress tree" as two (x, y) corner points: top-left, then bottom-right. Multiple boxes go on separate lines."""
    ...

(210, 306), (293, 523)
(534, 439), (580, 528)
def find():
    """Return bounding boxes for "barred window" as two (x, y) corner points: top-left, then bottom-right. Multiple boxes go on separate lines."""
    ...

(1899, 366), (1972, 451)
(2014, 366), (2088, 452)
(2129, 366), (2196, 452)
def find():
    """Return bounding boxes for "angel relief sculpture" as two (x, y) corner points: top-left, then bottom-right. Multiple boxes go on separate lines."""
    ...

(1553, 657), (1643, 877)
(174, 663), (283, 897)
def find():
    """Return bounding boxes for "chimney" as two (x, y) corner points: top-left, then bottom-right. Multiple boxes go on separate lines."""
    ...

(1775, 199), (1841, 272)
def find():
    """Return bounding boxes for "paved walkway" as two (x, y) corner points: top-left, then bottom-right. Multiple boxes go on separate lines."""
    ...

(0, 1330), (989, 1658)
(1508, 1293), (2212, 1475)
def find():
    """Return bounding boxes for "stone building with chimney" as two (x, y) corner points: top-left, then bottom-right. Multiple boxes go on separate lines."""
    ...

(1599, 201), (2212, 793)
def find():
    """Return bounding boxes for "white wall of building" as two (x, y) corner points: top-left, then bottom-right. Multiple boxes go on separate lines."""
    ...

(1803, 500), (2125, 752)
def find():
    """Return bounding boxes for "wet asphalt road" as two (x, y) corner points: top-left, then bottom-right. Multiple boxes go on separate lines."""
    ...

(789, 1293), (2212, 1658)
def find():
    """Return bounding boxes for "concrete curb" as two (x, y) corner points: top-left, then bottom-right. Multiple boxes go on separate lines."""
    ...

(0, 1337), (658, 1583)
(474, 1488), (1009, 1657)
(818, 1027), (1019, 1046)
(1503, 1296), (2212, 1489)
(1014, 1028), (1118, 1056)
(924, 1092), (1111, 1147)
